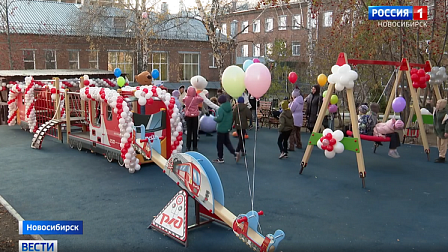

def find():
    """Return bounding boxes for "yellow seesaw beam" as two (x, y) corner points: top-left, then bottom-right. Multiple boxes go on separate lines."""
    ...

(150, 150), (267, 249)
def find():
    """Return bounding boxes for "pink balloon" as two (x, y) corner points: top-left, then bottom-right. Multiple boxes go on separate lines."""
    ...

(245, 63), (271, 99)
(253, 58), (260, 63)
(328, 104), (338, 113)
(322, 139), (330, 146)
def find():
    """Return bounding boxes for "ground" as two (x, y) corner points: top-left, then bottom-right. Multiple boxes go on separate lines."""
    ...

(0, 204), (34, 251)
(1, 125), (448, 252)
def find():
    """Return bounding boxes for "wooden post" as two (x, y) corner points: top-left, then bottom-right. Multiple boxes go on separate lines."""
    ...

(346, 88), (366, 180)
(80, 77), (87, 132)
(405, 67), (430, 155)
(382, 70), (402, 123)
(405, 88), (420, 131)
(65, 89), (71, 144)
(433, 85), (442, 101)
(300, 82), (335, 169)
(54, 77), (63, 141)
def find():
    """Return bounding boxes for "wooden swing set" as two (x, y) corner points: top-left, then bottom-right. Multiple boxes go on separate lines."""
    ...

(300, 52), (436, 188)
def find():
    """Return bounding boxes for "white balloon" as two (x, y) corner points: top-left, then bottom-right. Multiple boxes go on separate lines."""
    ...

(123, 106), (129, 113)
(334, 142), (344, 154)
(331, 65), (340, 74)
(119, 118), (125, 124)
(335, 83), (344, 91)
(165, 100), (170, 106)
(323, 128), (333, 136)
(172, 150), (178, 154)
(176, 126), (182, 132)
(439, 66), (446, 72)
(170, 118), (175, 124)
(125, 153), (131, 159)
(173, 131), (179, 137)
(325, 150), (336, 159)
(124, 159), (130, 164)
(347, 80), (355, 89)
(431, 66), (439, 74)
(135, 90), (143, 98)
(135, 164), (141, 171)
(177, 145), (182, 151)
(333, 130), (344, 142)
(129, 168), (135, 173)
(347, 70), (358, 81)
(138, 97), (146, 106)
(145, 92), (153, 99)
(317, 140), (322, 150)
(121, 138), (127, 144)
(327, 74), (336, 84)
(126, 127), (133, 133)
(121, 112), (128, 118)
(120, 143), (125, 148)
(124, 132), (130, 138)
(339, 75), (350, 86)
(339, 64), (351, 74)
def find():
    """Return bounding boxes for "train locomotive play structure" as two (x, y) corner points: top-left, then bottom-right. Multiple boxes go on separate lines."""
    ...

(6, 74), (286, 251)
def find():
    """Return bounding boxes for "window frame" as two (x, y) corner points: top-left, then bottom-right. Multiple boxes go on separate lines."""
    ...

(265, 17), (273, 32)
(44, 50), (57, 69)
(278, 15), (287, 30)
(209, 53), (217, 68)
(253, 19), (260, 33)
(179, 52), (200, 81)
(323, 11), (333, 27)
(68, 50), (80, 70)
(242, 21), (249, 33)
(265, 43), (273, 57)
(107, 50), (134, 81)
(253, 43), (261, 57)
(222, 23), (227, 35)
(88, 50), (99, 69)
(23, 50), (36, 70)
(148, 51), (169, 81)
(292, 42), (301, 56)
(241, 44), (249, 57)
(292, 14), (301, 29)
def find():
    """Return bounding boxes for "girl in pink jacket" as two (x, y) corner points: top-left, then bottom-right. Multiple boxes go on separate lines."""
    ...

(373, 118), (404, 158)
(183, 86), (203, 151)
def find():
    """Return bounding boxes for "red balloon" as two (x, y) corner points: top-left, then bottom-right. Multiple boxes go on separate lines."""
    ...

(51, 88), (56, 94)
(288, 72), (298, 83)
(419, 76), (426, 84)
(320, 137), (325, 142)
(116, 103), (122, 109)
(174, 140), (179, 146)
(84, 80), (90, 86)
(143, 88), (148, 93)
(101, 94), (106, 99)
(168, 109), (173, 114)
(417, 69), (426, 77)
(412, 81), (420, 89)
(420, 82), (427, 89)
(410, 68), (418, 74)
(177, 135), (182, 141)
(124, 143), (130, 149)
(411, 74), (419, 82)
(326, 145), (334, 152)
(425, 74), (430, 81)
(147, 98), (154, 105)
(178, 131), (183, 137)
(329, 138), (336, 146)
(168, 104), (174, 109)
(87, 94), (91, 99)
(322, 145), (328, 150)
(325, 133), (333, 139)
(117, 97), (124, 103)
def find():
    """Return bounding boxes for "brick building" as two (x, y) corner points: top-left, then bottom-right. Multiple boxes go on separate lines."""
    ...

(0, 0), (228, 90)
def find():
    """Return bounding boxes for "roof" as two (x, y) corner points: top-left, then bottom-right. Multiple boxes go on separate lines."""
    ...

(1, 0), (214, 41)
(0, 69), (118, 80)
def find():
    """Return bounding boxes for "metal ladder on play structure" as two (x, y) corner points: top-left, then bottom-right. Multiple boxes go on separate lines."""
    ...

(31, 119), (63, 149)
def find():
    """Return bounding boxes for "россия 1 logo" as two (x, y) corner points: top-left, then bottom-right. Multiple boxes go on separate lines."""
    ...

(368, 6), (428, 20)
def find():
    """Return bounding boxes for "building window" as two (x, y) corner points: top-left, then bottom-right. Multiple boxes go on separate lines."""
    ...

(265, 43), (273, 57)
(231, 20), (238, 36)
(68, 50), (79, 69)
(293, 14), (301, 29)
(253, 44), (260, 57)
(292, 42), (301, 56)
(45, 50), (57, 69)
(253, 19), (260, 33)
(23, 50), (35, 70)
(265, 18), (273, 32)
(323, 11), (333, 27)
(88, 50), (99, 69)
(222, 23), (227, 35)
(179, 53), (199, 81)
(278, 15), (287, 30)
(209, 54), (217, 68)
(108, 51), (134, 81)
(241, 44), (249, 57)
(309, 16), (317, 29)
(148, 52), (168, 81)
(114, 17), (126, 31)
(341, 9), (351, 24)
(242, 21), (249, 33)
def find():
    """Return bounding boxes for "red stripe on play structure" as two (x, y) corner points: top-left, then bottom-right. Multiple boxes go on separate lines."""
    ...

(346, 130), (391, 142)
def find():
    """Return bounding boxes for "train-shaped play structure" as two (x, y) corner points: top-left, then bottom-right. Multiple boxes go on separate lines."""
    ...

(5, 73), (285, 251)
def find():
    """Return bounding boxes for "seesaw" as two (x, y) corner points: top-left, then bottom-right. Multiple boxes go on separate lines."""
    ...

(142, 133), (285, 251)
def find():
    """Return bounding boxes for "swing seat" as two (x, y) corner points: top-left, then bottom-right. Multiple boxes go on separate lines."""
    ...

(346, 130), (390, 154)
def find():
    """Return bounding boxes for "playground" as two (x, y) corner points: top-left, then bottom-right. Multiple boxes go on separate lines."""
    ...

(1, 124), (448, 251)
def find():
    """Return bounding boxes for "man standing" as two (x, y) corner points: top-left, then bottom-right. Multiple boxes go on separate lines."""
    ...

(178, 85), (186, 106)
(249, 93), (258, 130)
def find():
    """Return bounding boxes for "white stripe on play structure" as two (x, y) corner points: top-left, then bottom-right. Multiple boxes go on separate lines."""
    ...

(0, 194), (44, 241)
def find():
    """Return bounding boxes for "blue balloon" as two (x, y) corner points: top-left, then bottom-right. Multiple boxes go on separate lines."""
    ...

(114, 68), (122, 78)
(243, 60), (253, 71)
(151, 69), (160, 79)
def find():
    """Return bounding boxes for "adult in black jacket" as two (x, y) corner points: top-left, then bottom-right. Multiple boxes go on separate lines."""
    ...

(305, 85), (323, 132)
(249, 94), (259, 129)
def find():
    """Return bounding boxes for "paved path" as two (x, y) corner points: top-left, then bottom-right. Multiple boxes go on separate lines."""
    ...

(1, 125), (448, 251)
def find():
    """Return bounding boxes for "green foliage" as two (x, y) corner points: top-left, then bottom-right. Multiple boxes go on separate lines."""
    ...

(265, 39), (293, 100)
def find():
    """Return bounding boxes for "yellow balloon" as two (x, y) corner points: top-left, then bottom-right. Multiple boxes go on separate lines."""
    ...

(317, 74), (327, 87)
(222, 65), (246, 98)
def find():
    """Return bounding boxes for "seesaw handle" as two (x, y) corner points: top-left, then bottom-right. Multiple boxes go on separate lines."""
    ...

(140, 139), (148, 143)
(237, 216), (247, 223)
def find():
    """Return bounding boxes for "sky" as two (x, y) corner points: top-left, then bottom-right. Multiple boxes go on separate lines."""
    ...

(165, 0), (258, 14)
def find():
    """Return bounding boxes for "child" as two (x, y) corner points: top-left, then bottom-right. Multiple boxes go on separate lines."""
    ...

(374, 118), (404, 158)
(289, 88), (304, 150)
(213, 95), (238, 163)
(358, 105), (375, 135)
(278, 100), (294, 159)
(233, 96), (252, 156)
(433, 99), (448, 163)
(183, 86), (203, 151)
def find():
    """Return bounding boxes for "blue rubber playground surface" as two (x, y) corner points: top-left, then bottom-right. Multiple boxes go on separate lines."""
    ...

(1, 125), (448, 251)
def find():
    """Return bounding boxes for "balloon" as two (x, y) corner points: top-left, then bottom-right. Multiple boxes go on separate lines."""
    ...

(328, 104), (338, 113)
(142, 12), (148, 19)
(117, 77), (126, 87)
(327, 73), (337, 84)
(331, 65), (340, 74)
(412, 81), (420, 88)
(334, 142), (344, 153)
(151, 69), (160, 79)
(431, 67), (439, 74)
(114, 68), (122, 78)
(324, 150), (336, 159)
(199, 115), (217, 133)
(411, 74), (419, 82)
(347, 70), (358, 80)
(288, 72), (298, 83)
(417, 69), (426, 77)
(335, 83), (344, 91)
(339, 64), (351, 73)
(323, 90), (327, 98)
(317, 74), (327, 86)
(244, 63), (271, 99)
(317, 139), (322, 149)
(333, 130), (344, 141)
(222, 65), (246, 98)
(329, 138), (336, 146)
(243, 60), (253, 71)
(322, 128), (333, 136)
(440, 66), (446, 72)
(330, 95), (338, 105)
(392, 97), (406, 113)
(326, 145), (334, 152)
(190, 75), (208, 90)
(253, 58), (260, 63)
(322, 139), (330, 146)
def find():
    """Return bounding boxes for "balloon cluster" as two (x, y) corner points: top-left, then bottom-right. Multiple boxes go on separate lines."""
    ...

(323, 91), (338, 113)
(428, 67), (447, 85)
(392, 96), (406, 113)
(316, 129), (345, 159)
(121, 85), (184, 155)
(7, 83), (23, 126)
(24, 77), (37, 133)
(327, 64), (358, 91)
(223, 61), (270, 99)
(410, 68), (430, 89)
(82, 78), (117, 88)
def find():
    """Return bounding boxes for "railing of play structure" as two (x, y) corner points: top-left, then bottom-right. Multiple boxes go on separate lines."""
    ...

(65, 91), (89, 128)
(34, 87), (60, 140)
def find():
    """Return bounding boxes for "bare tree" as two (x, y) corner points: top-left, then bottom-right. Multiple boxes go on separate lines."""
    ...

(0, 0), (19, 69)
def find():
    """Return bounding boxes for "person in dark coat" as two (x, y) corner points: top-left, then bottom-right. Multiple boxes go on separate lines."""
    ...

(305, 85), (323, 132)
(233, 97), (252, 156)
